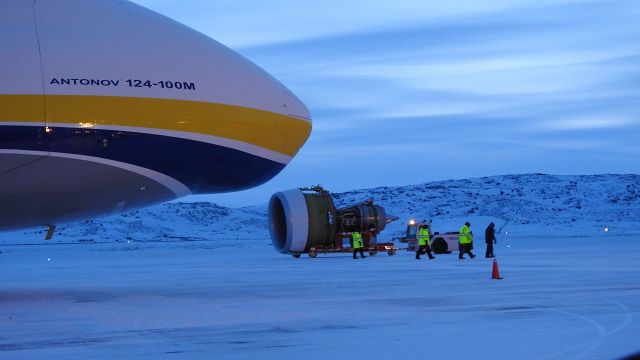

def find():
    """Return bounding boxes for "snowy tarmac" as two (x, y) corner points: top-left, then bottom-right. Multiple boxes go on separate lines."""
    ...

(1, 234), (639, 359)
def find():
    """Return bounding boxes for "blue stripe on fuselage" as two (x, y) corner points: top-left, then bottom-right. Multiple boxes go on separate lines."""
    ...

(0, 126), (285, 193)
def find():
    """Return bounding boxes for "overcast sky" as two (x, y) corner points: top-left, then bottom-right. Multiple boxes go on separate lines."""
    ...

(133, 0), (640, 206)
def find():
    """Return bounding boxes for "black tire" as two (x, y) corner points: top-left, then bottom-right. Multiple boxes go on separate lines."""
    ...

(292, 254), (301, 259)
(431, 238), (448, 254)
(387, 249), (396, 256)
(369, 251), (377, 256)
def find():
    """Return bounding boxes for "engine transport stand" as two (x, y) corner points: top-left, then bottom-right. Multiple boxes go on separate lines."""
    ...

(305, 231), (397, 258)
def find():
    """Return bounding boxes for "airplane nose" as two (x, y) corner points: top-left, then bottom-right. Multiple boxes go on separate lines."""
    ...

(282, 87), (311, 121)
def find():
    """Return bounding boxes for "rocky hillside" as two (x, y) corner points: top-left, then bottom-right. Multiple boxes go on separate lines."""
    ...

(335, 173), (639, 226)
(12, 174), (639, 243)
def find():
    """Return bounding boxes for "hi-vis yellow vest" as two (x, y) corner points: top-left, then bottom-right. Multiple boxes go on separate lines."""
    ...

(352, 232), (363, 249)
(418, 227), (430, 246)
(459, 225), (472, 244)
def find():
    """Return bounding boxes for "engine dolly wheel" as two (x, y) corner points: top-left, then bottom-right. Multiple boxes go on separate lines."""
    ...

(309, 248), (318, 258)
(292, 254), (301, 258)
(387, 249), (396, 256)
(368, 251), (377, 256)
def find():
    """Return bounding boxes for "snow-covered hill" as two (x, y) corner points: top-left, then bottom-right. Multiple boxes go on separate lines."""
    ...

(335, 173), (640, 236)
(8, 173), (639, 244)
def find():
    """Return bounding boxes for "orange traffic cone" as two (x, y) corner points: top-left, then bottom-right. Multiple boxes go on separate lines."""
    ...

(492, 259), (503, 280)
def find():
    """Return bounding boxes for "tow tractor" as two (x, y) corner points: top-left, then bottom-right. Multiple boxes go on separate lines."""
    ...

(393, 219), (460, 254)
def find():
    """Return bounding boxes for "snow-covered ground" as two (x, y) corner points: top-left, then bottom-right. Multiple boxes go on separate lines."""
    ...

(1, 174), (639, 359)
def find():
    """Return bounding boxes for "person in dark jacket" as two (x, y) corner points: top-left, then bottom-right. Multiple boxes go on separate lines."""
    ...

(485, 222), (497, 258)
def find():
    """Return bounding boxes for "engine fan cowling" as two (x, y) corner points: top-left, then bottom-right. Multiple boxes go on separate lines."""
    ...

(268, 188), (337, 254)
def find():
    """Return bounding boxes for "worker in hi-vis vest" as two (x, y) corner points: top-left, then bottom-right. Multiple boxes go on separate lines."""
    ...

(352, 231), (366, 259)
(416, 223), (435, 260)
(458, 221), (476, 259)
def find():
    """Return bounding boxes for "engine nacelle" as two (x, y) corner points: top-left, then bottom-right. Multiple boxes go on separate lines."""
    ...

(268, 186), (397, 255)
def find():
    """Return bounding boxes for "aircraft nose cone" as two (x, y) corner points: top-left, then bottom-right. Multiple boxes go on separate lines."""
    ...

(282, 87), (311, 121)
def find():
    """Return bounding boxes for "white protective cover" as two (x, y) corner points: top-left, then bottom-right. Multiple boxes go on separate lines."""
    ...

(279, 189), (309, 253)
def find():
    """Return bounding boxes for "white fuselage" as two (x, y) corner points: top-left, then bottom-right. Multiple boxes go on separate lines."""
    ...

(0, 0), (312, 230)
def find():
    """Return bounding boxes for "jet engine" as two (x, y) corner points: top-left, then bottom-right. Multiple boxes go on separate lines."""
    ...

(268, 186), (398, 255)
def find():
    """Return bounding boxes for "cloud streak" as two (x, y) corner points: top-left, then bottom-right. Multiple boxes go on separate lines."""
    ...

(134, 0), (587, 47)
(134, 0), (639, 205)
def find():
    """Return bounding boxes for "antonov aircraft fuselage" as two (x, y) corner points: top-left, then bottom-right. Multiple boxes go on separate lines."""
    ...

(0, 0), (311, 230)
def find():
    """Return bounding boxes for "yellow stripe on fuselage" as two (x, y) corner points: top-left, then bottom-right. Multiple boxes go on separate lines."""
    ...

(0, 94), (311, 157)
